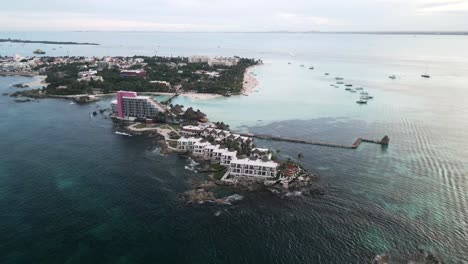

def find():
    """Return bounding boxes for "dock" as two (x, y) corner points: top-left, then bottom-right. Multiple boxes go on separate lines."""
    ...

(236, 133), (389, 149)
(162, 92), (179, 105)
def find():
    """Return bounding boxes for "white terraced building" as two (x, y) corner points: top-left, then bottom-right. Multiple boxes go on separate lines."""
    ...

(193, 141), (210, 156)
(203, 144), (220, 158)
(176, 137), (202, 151)
(229, 158), (278, 178)
(221, 150), (237, 166)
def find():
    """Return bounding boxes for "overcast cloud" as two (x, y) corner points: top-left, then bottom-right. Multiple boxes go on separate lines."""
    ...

(1, 0), (467, 31)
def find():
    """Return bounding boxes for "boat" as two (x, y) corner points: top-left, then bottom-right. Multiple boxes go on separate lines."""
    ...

(356, 100), (367, 104)
(355, 87), (363, 90)
(288, 62), (291, 65)
(360, 92), (368, 95)
(92, 111), (98, 116)
(300, 64), (305, 67)
(345, 87), (352, 91)
(345, 84), (353, 87)
(350, 89), (356, 93)
(336, 81), (344, 84)
(360, 95), (373, 99)
(33, 49), (46, 54)
(335, 77), (344, 80)
(389, 75), (397, 79)
(115, 131), (132, 137)
(421, 64), (430, 78)
(309, 67), (314, 70)
(324, 73), (330, 75)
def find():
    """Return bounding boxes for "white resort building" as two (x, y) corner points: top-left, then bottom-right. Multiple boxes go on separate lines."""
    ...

(175, 125), (279, 179)
(229, 158), (278, 179)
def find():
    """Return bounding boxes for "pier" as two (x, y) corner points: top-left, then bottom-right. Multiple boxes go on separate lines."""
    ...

(162, 92), (179, 105)
(236, 133), (389, 149)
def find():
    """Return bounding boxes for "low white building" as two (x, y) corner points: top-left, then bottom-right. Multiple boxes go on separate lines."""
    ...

(181, 125), (203, 137)
(212, 148), (229, 162)
(78, 75), (104, 82)
(78, 70), (98, 78)
(251, 148), (272, 160)
(188, 56), (210, 63)
(229, 158), (278, 178)
(208, 57), (239, 67)
(203, 144), (220, 158)
(193, 141), (210, 156)
(221, 150), (237, 166)
(176, 137), (202, 151)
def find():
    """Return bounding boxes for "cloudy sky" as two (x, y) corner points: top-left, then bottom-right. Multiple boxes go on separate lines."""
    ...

(2, 0), (468, 31)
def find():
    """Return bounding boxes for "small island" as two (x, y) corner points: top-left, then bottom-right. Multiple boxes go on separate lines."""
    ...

(0, 38), (99, 45)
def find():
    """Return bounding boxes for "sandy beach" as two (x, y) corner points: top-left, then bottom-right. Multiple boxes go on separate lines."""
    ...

(179, 92), (222, 100)
(24, 75), (48, 88)
(242, 65), (260, 95)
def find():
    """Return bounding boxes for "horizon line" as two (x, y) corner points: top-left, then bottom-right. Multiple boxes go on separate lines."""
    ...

(1, 30), (468, 35)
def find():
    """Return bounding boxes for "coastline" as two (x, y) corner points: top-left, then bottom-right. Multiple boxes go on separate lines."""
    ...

(242, 65), (260, 95)
(24, 75), (48, 88)
(7, 64), (260, 101)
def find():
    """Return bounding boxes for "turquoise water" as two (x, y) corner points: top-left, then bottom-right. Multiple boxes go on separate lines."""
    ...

(1, 32), (468, 263)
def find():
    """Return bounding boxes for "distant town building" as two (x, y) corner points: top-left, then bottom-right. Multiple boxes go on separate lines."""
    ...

(208, 56), (239, 67)
(97, 61), (111, 70)
(149, 80), (171, 87)
(188, 56), (210, 63)
(120, 70), (147, 78)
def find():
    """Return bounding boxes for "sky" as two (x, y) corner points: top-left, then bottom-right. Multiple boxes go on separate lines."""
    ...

(1, 0), (468, 32)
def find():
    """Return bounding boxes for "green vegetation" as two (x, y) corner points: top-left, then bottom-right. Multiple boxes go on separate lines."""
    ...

(211, 164), (227, 180)
(44, 64), (171, 95)
(28, 55), (258, 97)
(168, 140), (178, 148)
(134, 123), (147, 129)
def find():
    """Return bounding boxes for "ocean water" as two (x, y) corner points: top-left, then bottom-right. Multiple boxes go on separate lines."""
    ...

(1, 32), (468, 263)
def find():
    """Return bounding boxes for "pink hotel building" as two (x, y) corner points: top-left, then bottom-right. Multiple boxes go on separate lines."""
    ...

(111, 91), (166, 119)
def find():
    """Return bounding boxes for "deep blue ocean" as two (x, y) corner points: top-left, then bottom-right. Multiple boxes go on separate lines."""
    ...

(0, 32), (467, 263)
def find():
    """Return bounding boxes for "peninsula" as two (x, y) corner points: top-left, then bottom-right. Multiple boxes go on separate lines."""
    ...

(0, 38), (99, 45)
(107, 90), (321, 203)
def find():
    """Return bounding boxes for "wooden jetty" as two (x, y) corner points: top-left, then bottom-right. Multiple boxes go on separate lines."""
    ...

(237, 133), (389, 149)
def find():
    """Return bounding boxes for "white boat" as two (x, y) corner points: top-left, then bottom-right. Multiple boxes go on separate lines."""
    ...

(389, 75), (397, 79)
(115, 131), (132, 137)
(355, 87), (363, 90)
(360, 92), (368, 95)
